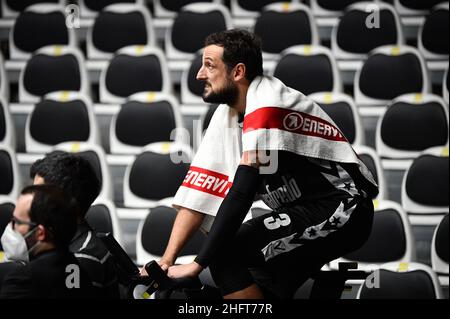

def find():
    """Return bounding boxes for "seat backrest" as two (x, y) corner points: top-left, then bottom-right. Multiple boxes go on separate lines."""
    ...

(0, 197), (15, 251)
(254, 3), (319, 60)
(309, 92), (363, 146)
(344, 200), (415, 264)
(357, 262), (443, 299)
(310, 0), (364, 17)
(394, 0), (445, 16)
(123, 143), (193, 207)
(352, 145), (387, 200)
(25, 91), (99, 153)
(181, 51), (206, 104)
(0, 146), (21, 200)
(444, 67), (449, 104)
(330, 200), (415, 270)
(154, 0), (223, 18)
(136, 205), (205, 265)
(0, 97), (15, 148)
(19, 45), (88, 103)
(10, 3), (74, 60)
(431, 214), (449, 275)
(418, 2), (449, 60)
(80, 0), (144, 18)
(0, 51), (10, 102)
(231, 0), (299, 18)
(86, 199), (123, 246)
(376, 93), (449, 159)
(166, 3), (232, 60)
(52, 142), (113, 201)
(100, 46), (171, 104)
(355, 45), (429, 106)
(88, 3), (154, 60)
(332, 2), (403, 60)
(2, 0), (64, 18)
(110, 92), (184, 154)
(401, 146), (449, 216)
(274, 45), (341, 96)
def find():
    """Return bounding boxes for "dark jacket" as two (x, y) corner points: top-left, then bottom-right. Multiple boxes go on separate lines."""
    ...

(70, 221), (120, 298)
(0, 249), (94, 299)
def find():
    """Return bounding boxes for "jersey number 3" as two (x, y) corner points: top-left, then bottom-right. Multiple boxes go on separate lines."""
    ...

(263, 214), (291, 230)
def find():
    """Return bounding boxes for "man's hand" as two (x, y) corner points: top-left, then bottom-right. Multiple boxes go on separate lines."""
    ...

(139, 259), (174, 276)
(167, 262), (203, 279)
(158, 259), (174, 272)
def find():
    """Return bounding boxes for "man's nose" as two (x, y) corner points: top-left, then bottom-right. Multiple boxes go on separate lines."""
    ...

(197, 66), (206, 81)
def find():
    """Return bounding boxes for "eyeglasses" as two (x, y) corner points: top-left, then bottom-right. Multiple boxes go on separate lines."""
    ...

(11, 216), (37, 230)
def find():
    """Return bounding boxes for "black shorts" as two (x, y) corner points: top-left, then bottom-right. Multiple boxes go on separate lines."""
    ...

(208, 198), (374, 298)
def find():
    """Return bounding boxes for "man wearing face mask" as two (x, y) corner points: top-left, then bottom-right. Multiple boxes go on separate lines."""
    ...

(29, 152), (120, 298)
(0, 185), (94, 298)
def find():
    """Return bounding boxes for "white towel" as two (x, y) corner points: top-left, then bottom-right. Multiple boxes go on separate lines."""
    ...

(173, 76), (377, 232)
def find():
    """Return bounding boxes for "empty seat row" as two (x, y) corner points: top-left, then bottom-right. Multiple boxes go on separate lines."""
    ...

(4, 2), (449, 61)
(1, 0), (446, 18)
(13, 90), (183, 154)
(10, 45), (170, 103)
(183, 44), (448, 107)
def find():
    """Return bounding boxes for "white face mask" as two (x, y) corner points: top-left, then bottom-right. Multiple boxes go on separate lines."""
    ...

(1, 223), (38, 263)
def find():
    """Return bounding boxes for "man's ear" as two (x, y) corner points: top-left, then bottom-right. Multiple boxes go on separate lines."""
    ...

(35, 225), (46, 242)
(233, 63), (247, 82)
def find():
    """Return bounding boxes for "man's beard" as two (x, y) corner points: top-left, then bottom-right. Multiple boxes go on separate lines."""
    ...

(202, 80), (239, 106)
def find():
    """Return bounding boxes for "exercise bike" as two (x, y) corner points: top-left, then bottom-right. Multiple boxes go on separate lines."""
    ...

(97, 232), (371, 299)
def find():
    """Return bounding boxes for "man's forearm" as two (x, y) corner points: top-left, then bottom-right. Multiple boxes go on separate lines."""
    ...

(161, 208), (205, 263)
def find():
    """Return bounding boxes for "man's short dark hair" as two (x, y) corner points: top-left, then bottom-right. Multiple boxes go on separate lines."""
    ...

(205, 29), (263, 82)
(22, 185), (79, 249)
(30, 151), (100, 217)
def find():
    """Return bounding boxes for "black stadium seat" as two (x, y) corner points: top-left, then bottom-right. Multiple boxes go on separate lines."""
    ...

(102, 48), (168, 103)
(20, 46), (88, 103)
(356, 46), (429, 105)
(404, 150), (449, 209)
(88, 4), (153, 59)
(0, 146), (21, 199)
(0, 200), (15, 251)
(397, 0), (443, 11)
(358, 264), (442, 299)
(2, 0), (61, 13)
(86, 204), (113, 235)
(115, 100), (177, 147)
(23, 54), (80, 97)
(29, 100), (90, 146)
(376, 94), (448, 159)
(26, 92), (99, 153)
(315, 0), (362, 12)
(419, 3), (449, 60)
(181, 52), (204, 104)
(333, 3), (402, 59)
(83, 0), (138, 12)
(124, 146), (192, 207)
(254, 3), (317, 56)
(140, 205), (204, 259)
(274, 46), (340, 95)
(166, 3), (230, 59)
(11, 5), (70, 59)
(155, 0), (219, 17)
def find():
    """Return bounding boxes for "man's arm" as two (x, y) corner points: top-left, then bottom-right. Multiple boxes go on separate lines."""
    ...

(140, 207), (205, 274)
(160, 208), (206, 267)
(166, 150), (266, 278)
